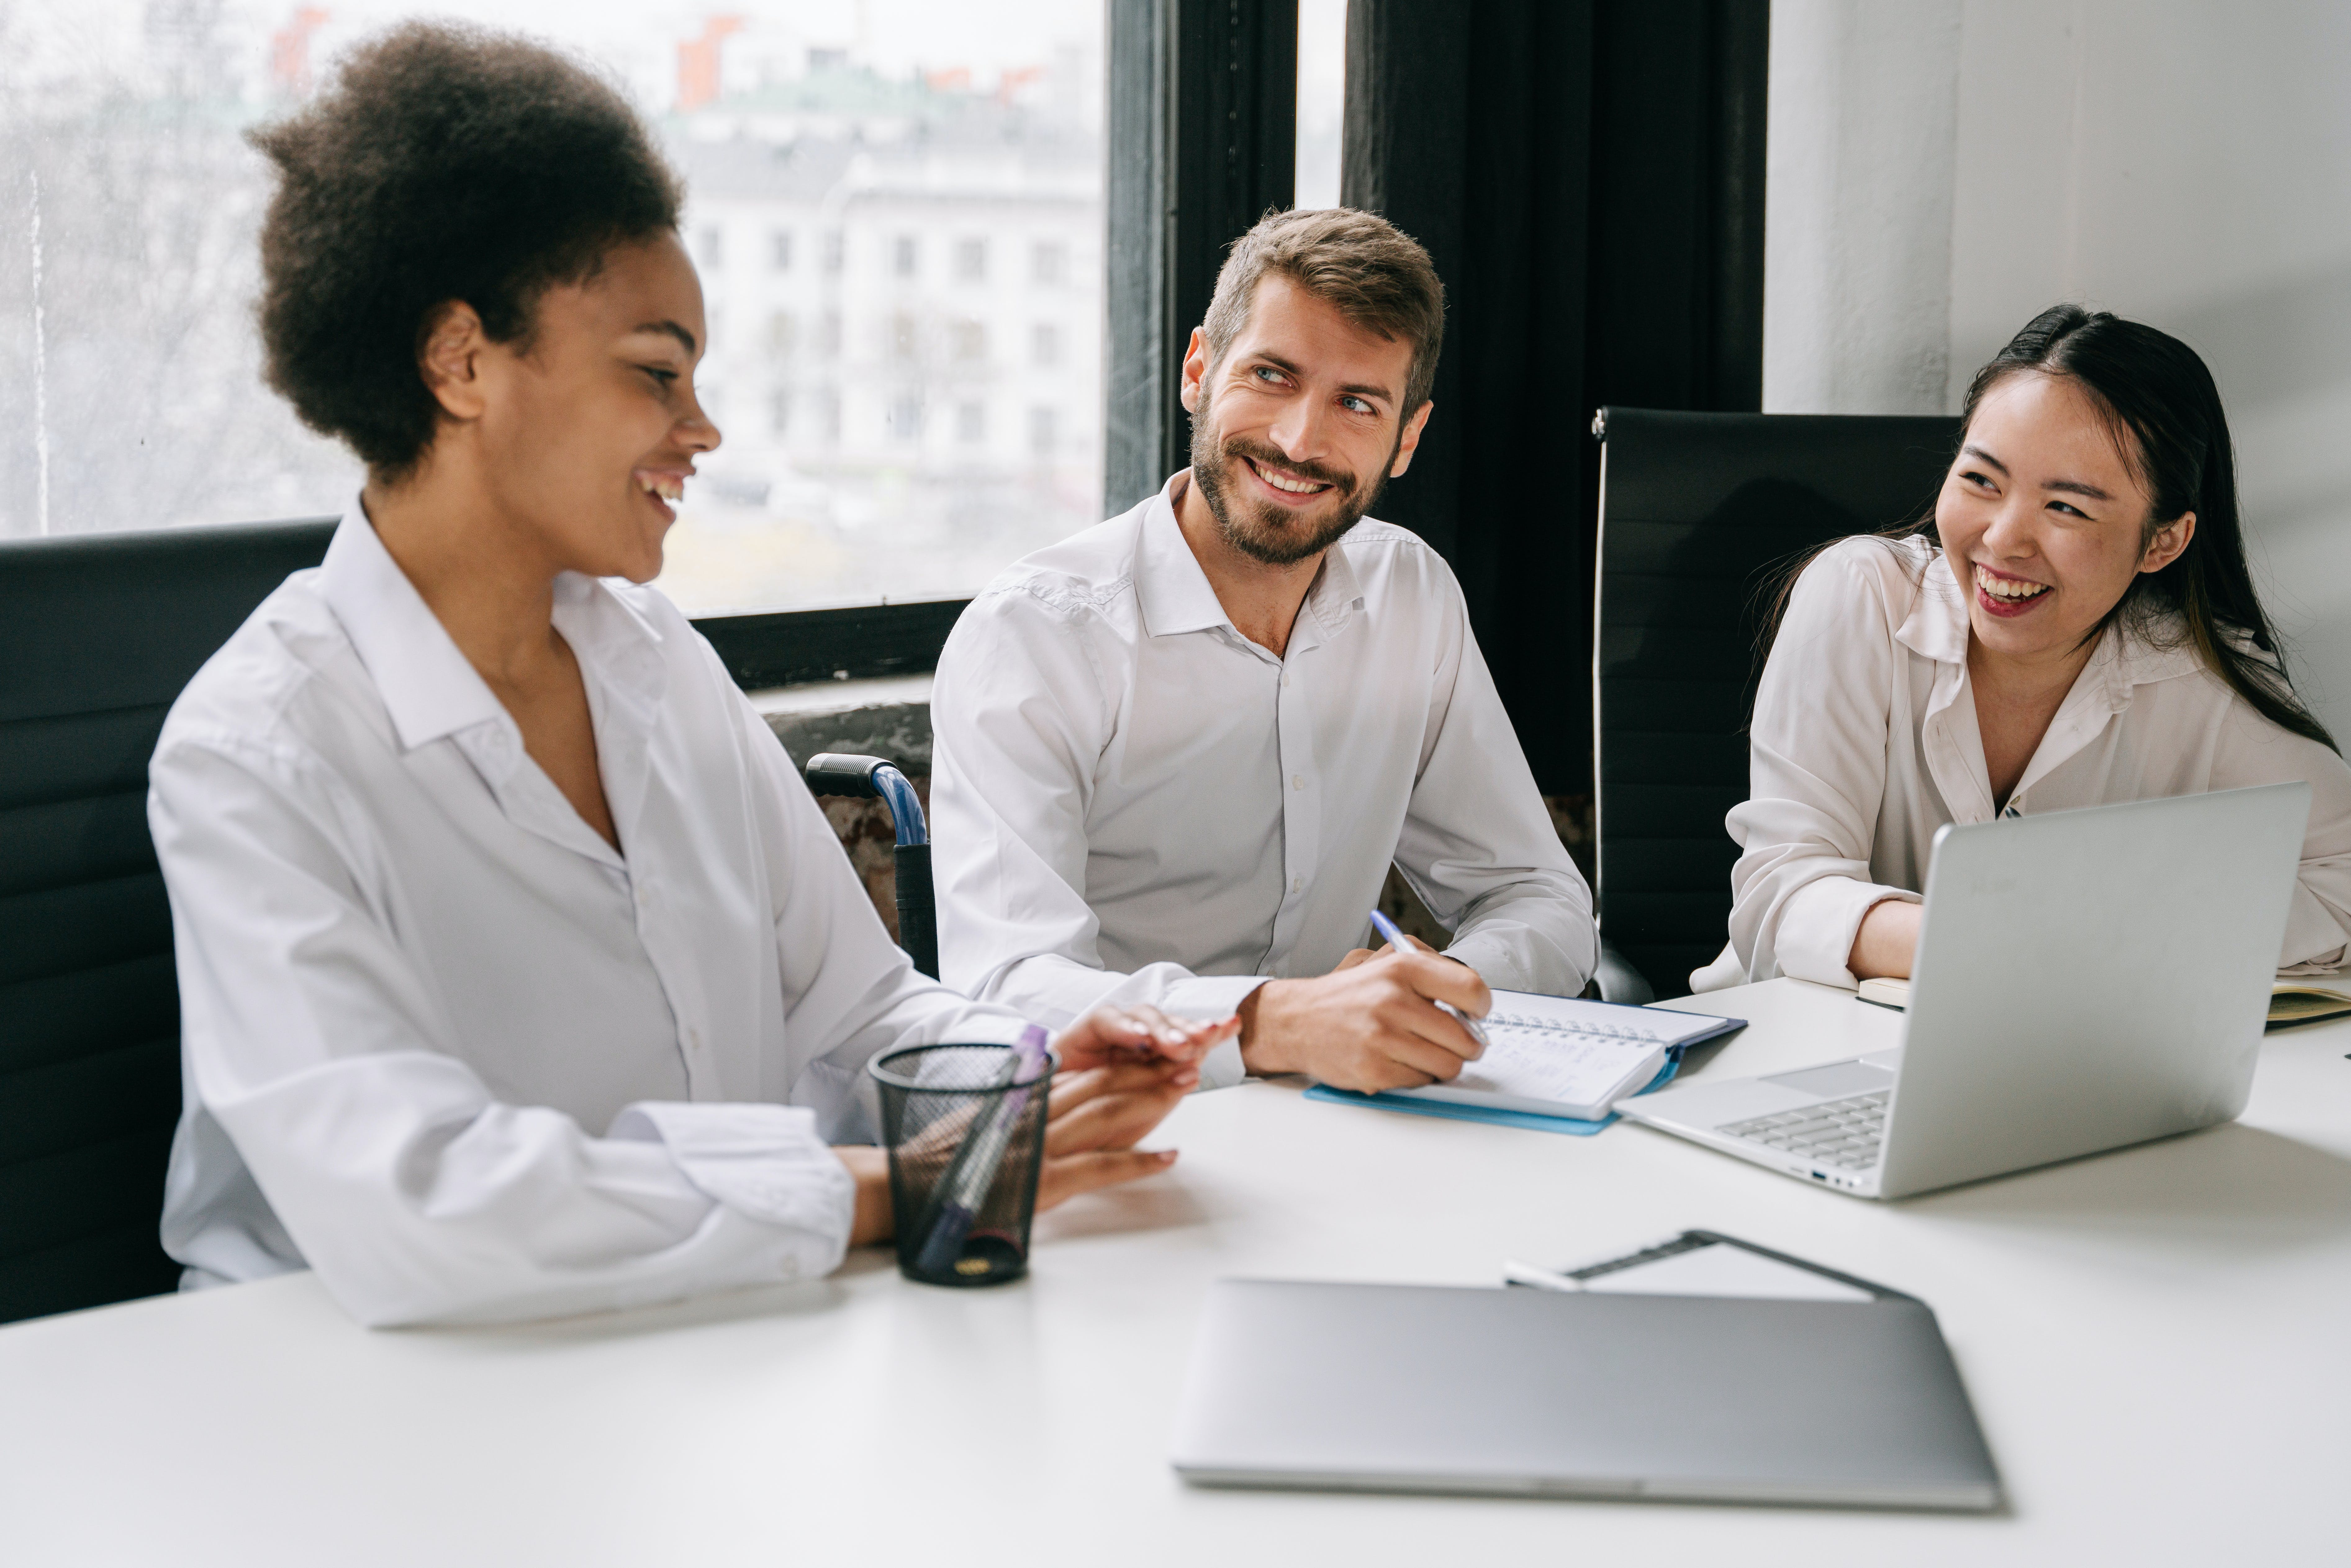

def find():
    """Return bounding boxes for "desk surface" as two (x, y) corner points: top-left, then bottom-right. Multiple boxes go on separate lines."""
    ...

(6, 977), (2348, 1567)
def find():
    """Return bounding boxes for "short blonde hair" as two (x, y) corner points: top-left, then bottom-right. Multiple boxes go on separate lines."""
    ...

(1200, 207), (1446, 413)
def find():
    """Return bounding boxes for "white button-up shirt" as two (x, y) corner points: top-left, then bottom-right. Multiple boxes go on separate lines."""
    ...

(930, 473), (1596, 1088)
(1708, 535), (2351, 990)
(150, 509), (1024, 1327)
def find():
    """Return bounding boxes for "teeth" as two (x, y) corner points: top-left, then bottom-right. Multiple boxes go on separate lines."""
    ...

(636, 472), (686, 502)
(1975, 565), (2049, 600)
(1252, 460), (1325, 494)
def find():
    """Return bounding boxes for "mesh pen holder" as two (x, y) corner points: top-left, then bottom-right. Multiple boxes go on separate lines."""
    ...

(869, 1042), (1056, 1287)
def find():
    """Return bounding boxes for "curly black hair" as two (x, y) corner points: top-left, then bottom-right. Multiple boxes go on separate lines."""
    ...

(249, 22), (683, 479)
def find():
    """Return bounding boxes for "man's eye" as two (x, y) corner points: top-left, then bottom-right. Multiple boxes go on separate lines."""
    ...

(1253, 365), (1282, 383)
(1340, 395), (1373, 415)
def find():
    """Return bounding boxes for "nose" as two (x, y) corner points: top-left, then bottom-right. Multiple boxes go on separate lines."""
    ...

(678, 389), (721, 454)
(1978, 487), (2037, 558)
(1265, 395), (1333, 465)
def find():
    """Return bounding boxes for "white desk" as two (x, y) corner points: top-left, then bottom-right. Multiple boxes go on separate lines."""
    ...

(5, 978), (2348, 1566)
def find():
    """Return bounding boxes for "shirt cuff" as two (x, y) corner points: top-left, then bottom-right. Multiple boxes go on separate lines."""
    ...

(609, 1102), (855, 1263)
(1158, 975), (1270, 1090)
(1775, 877), (1920, 988)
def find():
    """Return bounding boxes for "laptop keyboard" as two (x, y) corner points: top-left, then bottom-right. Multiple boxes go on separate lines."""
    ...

(1720, 1091), (1890, 1170)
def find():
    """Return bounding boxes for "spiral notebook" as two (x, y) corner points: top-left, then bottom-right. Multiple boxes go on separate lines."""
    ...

(1360, 992), (1744, 1122)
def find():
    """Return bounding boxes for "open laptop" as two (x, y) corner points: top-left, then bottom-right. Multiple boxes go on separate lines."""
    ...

(1616, 784), (2308, 1200)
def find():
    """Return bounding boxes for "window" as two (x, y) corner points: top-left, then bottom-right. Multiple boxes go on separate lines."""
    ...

(5, 4), (1110, 621)
(1031, 323), (1061, 367)
(1029, 406), (1057, 458)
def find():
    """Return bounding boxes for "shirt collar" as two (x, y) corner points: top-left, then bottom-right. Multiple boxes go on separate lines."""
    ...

(317, 501), (670, 758)
(1896, 546), (2208, 690)
(1133, 469), (1369, 649)
(318, 504), (508, 753)
(1135, 471), (1238, 639)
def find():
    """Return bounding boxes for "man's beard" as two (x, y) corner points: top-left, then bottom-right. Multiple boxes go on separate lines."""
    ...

(1187, 403), (1394, 567)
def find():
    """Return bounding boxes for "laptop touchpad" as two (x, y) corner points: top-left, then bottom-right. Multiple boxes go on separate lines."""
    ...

(1763, 1060), (1897, 1098)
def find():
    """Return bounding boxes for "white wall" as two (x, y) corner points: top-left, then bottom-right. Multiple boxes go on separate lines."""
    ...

(1767, 0), (2351, 741)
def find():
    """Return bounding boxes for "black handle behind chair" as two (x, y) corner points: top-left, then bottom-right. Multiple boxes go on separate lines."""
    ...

(1592, 407), (1960, 999)
(804, 753), (938, 981)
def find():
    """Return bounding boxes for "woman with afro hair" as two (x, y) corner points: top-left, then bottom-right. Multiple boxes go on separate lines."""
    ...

(148, 23), (1228, 1327)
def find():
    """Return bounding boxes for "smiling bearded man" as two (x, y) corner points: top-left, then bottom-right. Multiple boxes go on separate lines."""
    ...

(928, 208), (1597, 1095)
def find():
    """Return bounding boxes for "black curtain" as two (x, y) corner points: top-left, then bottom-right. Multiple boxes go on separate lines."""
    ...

(1343, 0), (1768, 795)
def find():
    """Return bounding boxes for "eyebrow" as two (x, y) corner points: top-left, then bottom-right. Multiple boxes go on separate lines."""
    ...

(1252, 350), (1395, 406)
(632, 319), (698, 355)
(1960, 443), (2114, 502)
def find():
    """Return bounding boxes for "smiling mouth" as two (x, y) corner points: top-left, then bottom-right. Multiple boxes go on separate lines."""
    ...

(1974, 563), (2051, 611)
(1242, 454), (1335, 499)
(634, 469), (688, 504)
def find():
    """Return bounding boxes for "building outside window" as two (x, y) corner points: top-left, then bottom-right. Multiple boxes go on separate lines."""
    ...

(1, 2), (1109, 617)
(1029, 405), (1057, 459)
(1031, 323), (1060, 367)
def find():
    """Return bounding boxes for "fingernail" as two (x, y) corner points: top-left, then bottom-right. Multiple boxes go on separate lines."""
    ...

(1174, 1071), (1200, 1087)
(1156, 1149), (1179, 1163)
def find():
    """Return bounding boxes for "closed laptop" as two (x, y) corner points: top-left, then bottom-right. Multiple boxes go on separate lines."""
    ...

(1171, 1278), (2000, 1511)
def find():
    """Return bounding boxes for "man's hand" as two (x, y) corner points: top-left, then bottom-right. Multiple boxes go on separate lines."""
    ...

(837, 1004), (1237, 1244)
(1237, 947), (1491, 1091)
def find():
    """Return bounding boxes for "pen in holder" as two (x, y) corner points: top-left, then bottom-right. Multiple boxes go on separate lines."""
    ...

(868, 1029), (1055, 1287)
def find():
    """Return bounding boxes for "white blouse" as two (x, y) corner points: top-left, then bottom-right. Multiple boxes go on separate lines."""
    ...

(151, 510), (1025, 1327)
(1697, 535), (2351, 992)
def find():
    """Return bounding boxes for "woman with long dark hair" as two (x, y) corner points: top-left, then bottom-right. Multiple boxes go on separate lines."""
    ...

(1696, 305), (2351, 992)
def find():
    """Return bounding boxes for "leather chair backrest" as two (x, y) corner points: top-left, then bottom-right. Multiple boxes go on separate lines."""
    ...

(1593, 408), (1959, 997)
(0, 519), (334, 1322)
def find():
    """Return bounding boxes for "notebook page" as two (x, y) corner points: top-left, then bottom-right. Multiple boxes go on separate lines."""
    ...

(1483, 990), (1730, 1047)
(1422, 1028), (1662, 1114)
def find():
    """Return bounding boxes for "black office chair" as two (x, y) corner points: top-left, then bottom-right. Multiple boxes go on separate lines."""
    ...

(803, 753), (937, 980)
(0, 519), (336, 1324)
(1592, 407), (1960, 1000)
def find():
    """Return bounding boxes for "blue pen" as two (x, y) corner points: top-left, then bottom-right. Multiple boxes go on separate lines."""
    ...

(1368, 909), (1489, 1048)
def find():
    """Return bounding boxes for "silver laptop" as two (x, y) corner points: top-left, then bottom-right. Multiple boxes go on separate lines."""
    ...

(1171, 1278), (2001, 1509)
(1617, 784), (2308, 1199)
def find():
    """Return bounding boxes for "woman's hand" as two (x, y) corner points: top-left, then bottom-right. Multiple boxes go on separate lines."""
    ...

(1033, 1005), (1238, 1211)
(1848, 897), (1923, 981)
(837, 1005), (1238, 1243)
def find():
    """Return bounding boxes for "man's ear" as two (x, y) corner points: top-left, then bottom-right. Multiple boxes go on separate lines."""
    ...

(417, 302), (491, 421)
(2140, 510), (2197, 574)
(1388, 401), (1435, 478)
(1178, 326), (1209, 414)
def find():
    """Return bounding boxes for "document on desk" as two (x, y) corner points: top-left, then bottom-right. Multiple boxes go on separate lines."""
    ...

(1384, 992), (1743, 1121)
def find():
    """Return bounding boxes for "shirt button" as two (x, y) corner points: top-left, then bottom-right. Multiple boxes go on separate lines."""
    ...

(1291, 875), (1303, 893)
(1282, 671), (1290, 687)
(1292, 774), (1304, 790)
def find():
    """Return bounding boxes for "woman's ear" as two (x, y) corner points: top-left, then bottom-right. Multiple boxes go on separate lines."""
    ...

(417, 302), (490, 421)
(2140, 510), (2197, 574)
